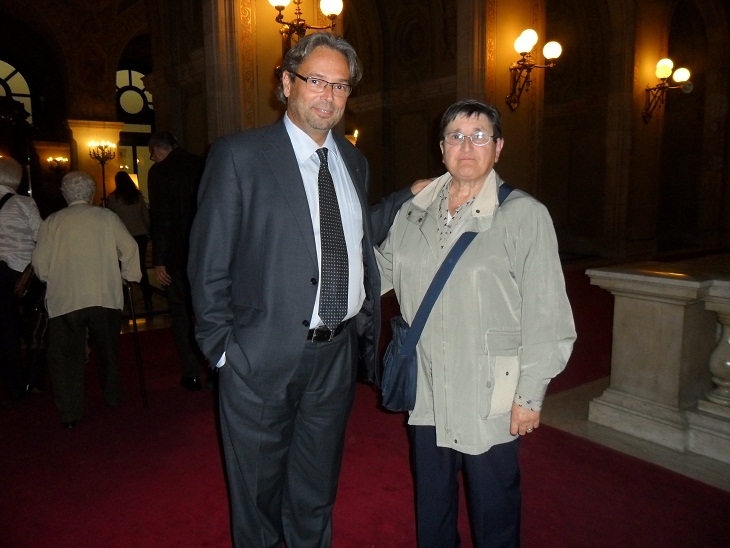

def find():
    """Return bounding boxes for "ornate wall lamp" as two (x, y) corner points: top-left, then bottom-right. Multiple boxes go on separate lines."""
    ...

(88, 140), (116, 206)
(47, 156), (69, 184)
(269, 0), (343, 60)
(642, 58), (692, 123)
(506, 29), (562, 111)
(46, 156), (69, 172)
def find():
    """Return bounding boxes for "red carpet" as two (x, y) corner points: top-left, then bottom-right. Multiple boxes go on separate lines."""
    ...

(2, 272), (728, 546)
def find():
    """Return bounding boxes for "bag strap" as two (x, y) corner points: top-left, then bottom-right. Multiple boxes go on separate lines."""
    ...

(398, 182), (514, 354)
(498, 182), (514, 205)
(0, 192), (13, 212)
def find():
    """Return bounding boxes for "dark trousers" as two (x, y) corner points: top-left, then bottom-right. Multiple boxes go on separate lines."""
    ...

(219, 322), (357, 548)
(47, 306), (122, 423)
(0, 261), (23, 400)
(410, 425), (521, 548)
(165, 270), (201, 378)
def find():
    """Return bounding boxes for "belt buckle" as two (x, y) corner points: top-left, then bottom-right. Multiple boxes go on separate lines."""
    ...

(312, 325), (334, 342)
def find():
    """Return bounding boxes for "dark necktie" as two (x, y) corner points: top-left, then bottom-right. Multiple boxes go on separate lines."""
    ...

(316, 147), (349, 329)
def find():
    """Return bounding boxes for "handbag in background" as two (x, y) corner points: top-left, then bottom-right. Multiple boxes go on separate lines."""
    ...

(14, 263), (35, 299)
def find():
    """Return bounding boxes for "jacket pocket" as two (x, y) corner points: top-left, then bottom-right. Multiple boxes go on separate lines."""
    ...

(479, 331), (521, 419)
(232, 304), (263, 328)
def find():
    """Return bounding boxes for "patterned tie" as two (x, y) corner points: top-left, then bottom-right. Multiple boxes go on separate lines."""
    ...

(316, 147), (349, 329)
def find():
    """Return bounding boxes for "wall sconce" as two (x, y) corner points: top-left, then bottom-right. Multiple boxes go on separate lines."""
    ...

(46, 156), (69, 171)
(506, 29), (562, 111)
(88, 140), (116, 206)
(642, 58), (692, 123)
(47, 156), (69, 185)
(269, 0), (343, 61)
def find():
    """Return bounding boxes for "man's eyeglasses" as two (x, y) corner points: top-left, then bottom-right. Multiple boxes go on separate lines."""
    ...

(291, 72), (353, 97)
(443, 132), (497, 147)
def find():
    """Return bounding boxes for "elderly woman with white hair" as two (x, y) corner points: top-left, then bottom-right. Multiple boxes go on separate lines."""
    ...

(32, 171), (141, 429)
(0, 155), (42, 401)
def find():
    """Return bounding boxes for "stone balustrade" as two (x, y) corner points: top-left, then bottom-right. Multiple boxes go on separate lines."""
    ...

(586, 255), (730, 464)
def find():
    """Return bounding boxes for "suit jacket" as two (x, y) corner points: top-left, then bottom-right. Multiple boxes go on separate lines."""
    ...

(148, 147), (203, 272)
(187, 120), (412, 392)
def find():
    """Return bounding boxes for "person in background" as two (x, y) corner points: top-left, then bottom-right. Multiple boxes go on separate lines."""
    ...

(32, 171), (141, 429)
(147, 131), (205, 391)
(108, 171), (153, 311)
(376, 99), (576, 547)
(187, 32), (427, 547)
(0, 155), (42, 400)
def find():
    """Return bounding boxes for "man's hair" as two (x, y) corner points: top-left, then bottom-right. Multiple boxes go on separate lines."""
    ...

(0, 156), (23, 190)
(148, 131), (179, 150)
(61, 171), (96, 204)
(276, 32), (363, 105)
(439, 100), (503, 141)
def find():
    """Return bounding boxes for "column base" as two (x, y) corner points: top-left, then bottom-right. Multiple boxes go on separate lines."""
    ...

(686, 401), (730, 464)
(588, 388), (688, 451)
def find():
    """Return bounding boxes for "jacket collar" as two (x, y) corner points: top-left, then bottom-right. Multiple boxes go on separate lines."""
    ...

(410, 169), (501, 218)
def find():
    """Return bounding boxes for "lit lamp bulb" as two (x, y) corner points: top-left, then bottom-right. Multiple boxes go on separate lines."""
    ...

(655, 58), (674, 79)
(320, 0), (343, 17)
(672, 67), (690, 83)
(542, 41), (562, 61)
(268, 0), (291, 8)
(514, 29), (538, 55)
(345, 129), (359, 146)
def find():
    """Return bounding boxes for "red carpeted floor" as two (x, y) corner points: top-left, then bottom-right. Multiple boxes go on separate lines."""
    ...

(1, 270), (728, 547)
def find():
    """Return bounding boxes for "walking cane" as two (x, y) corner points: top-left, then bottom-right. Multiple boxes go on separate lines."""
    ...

(125, 281), (149, 409)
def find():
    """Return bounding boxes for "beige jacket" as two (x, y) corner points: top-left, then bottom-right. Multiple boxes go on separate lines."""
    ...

(376, 170), (576, 455)
(32, 202), (141, 318)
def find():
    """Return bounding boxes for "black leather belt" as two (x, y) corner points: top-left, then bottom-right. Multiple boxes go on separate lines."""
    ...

(307, 319), (351, 342)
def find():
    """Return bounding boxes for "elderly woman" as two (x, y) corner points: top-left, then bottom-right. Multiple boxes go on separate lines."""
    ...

(32, 172), (141, 429)
(376, 100), (576, 547)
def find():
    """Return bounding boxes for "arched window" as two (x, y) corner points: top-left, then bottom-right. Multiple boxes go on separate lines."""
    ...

(116, 69), (153, 124)
(0, 60), (32, 124)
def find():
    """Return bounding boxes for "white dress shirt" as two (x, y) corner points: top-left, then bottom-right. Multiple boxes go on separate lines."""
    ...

(283, 113), (365, 328)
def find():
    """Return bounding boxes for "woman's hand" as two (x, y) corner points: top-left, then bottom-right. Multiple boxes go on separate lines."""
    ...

(510, 402), (540, 436)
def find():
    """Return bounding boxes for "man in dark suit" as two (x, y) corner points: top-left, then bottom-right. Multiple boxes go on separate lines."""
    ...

(188, 33), (424, 547)
(147, 131), (204, 391)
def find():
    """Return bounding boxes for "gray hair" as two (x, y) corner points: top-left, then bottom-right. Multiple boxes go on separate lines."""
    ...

(276, 32), (363, 104)
(148, 131), (179, 151)
(0, 156), (23, 190)
(61, 171), (96, 204)
(440, 100), (503, 141)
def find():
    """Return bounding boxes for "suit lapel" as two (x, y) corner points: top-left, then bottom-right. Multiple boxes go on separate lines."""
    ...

(262, 121), (318, 268)
(335, 135), (370, 238)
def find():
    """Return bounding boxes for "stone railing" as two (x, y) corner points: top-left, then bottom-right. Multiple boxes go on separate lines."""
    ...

(586, 255), (730, 464)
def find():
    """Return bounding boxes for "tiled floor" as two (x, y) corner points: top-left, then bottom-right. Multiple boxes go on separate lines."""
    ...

(542, 378), (730, 492)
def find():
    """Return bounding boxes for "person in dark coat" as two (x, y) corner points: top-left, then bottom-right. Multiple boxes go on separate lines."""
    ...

(147, 131), (205, 391)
